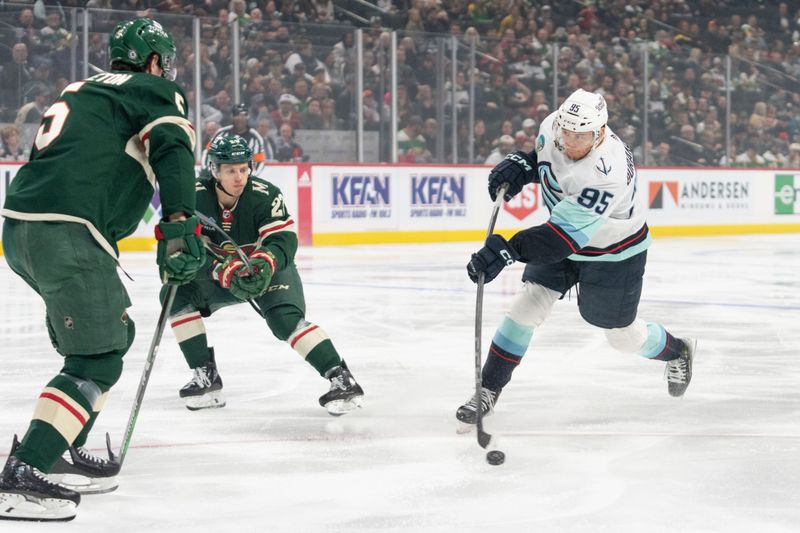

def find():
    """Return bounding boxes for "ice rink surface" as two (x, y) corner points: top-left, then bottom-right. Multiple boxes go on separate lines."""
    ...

(1, 234), (799, 532)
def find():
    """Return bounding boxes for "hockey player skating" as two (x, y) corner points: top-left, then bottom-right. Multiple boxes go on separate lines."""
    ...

(164, 135), (364, 415)
(0, 18), (204, 521)
(458, 89), (696, 427)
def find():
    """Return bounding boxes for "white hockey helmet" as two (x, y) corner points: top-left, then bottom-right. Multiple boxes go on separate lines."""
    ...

(554, 89), (608, 152)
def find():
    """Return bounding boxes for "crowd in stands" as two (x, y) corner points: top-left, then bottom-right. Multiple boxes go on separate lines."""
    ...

(0, 0), (799, 167)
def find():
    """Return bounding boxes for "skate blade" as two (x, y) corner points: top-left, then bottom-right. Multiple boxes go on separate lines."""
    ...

(185, 391), (226, 411)
(45, 473), (118, 495)
(456, 420), (475, 434)
(324, 395), (364, 416)
(0, 492), (77, 522)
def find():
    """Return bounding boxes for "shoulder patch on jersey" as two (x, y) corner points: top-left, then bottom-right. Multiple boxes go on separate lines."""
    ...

(595, 156), (612, 176)
(536, 134), (545, 153)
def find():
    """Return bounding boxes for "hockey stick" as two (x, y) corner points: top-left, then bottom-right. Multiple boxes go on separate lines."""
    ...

(195, 210), (265, 317)
(109, 284), (177, 466)
(474, 184), (508, 459)
(195, 211), (253, 272)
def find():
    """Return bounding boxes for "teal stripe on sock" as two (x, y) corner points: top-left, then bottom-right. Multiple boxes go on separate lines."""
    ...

(639, 322), (667, 359)
(492, 316), (533, 356)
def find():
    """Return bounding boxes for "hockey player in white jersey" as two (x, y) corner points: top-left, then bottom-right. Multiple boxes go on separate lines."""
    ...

(457, 89), (696, 426)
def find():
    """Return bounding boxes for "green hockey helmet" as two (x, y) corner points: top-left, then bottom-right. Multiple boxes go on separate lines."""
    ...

(109, 18), (177, 81)
(208, 134), (253, 178)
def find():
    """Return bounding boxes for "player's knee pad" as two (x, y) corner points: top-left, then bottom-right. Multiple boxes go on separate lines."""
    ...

(56, 372), (104, 412)
(60, 317), (134, 391)
(264, 305), (305, 341)
(604, 319), (648, 353)
(508, 281), (560, 328)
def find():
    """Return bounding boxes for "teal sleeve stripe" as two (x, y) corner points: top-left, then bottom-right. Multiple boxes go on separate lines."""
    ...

(492, 316), (534, 356)
(545, 173), (562, 192)
(549, 198), (605, 249)
(541, 182), (559, 208)
(552, 198), (606, 237)
(568, 236), (651, 262)
(638, 322), (667, 359)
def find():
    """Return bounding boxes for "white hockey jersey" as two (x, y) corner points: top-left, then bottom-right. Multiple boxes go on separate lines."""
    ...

(533, 112), (651, 262)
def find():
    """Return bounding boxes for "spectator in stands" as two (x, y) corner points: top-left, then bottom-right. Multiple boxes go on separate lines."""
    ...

(410, 84), (435, 121)
(320, 98), (342, 130)
(285, 38), (328, 83)
(272, 93), (301, 130)
(15, 8), (39, 50)
(735, 143), (767, 167)
(203, 90), (231, 126)
(424, 118), (438, 156)
(293, 77), (311, 112)
(15, 83), (49, 129)
(362, 89), (381, 129)
(256, 117), (277, 159)
(202, 120), (220, 151)
(38, 12), (72, 78)
(300, 98), (325, 129)
(274, 123), (305, 162)
(312, 0), (335, 23)
(788, 143), (800, 168)
(397, 115), (430, 163)
(472, 119), (491, 163)
(672, 124), (710, 166)
(263, 57), (285, 86)
(515, 117), (537, 144)
(1, 43), (33, 118)
(750, 101), (780, 135)
(485, 134), (515, 165)
(0, 124), (27, 161)
(651, 142), (674, 166)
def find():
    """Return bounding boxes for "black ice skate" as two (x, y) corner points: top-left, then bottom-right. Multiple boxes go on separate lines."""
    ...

(47, 438), (121, 495)
(456, 387), (500, 433)
(319, 361), (364, 416)
(665, 338), (696, 397)
(179, 348), (225, 410)
(0, 436), (80, 522)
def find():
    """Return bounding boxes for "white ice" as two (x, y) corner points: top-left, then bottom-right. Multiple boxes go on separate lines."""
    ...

(1, 235), (799, 532)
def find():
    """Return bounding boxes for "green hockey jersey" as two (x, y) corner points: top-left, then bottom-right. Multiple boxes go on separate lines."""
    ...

(196, 175), (297, 272)
(1, 70), (196, 257)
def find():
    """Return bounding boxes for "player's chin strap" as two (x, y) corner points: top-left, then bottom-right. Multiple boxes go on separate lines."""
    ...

(214, 178), (237, 199)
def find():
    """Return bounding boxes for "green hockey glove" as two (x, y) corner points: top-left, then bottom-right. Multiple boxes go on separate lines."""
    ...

(155, 216), (206, 285)
(213, 249), (275, 301)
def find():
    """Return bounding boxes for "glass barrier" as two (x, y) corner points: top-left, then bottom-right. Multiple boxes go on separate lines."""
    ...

(0, 4), (798, 168)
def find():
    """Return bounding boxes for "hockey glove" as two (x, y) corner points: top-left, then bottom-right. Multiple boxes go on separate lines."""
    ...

(155, 216), (206, 285)
(467, 234), (520, 284)
(214, 250), (275, 301)
(488, 150), (538, 201)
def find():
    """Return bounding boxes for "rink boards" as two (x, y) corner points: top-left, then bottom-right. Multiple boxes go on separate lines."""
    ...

(1, 163), (800, 252)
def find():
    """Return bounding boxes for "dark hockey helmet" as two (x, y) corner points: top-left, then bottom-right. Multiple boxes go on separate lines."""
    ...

(231, 103), (248, 116)
(208, 135), (253, 178)
(109, 18), (177, 81)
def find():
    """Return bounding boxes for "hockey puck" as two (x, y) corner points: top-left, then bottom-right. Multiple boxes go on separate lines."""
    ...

(486, 450), (505, 465)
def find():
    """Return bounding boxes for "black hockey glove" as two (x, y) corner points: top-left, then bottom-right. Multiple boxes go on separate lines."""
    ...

(467, 234), (521, 284)
(488, 150), (538, 201)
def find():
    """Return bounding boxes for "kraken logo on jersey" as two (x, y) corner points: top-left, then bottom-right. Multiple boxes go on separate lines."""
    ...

(596, 157), (612, 175)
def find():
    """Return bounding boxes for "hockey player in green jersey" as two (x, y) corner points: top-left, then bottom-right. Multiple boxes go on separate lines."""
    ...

(164, 134), (364, 415)
(0, 18), (205, 521)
